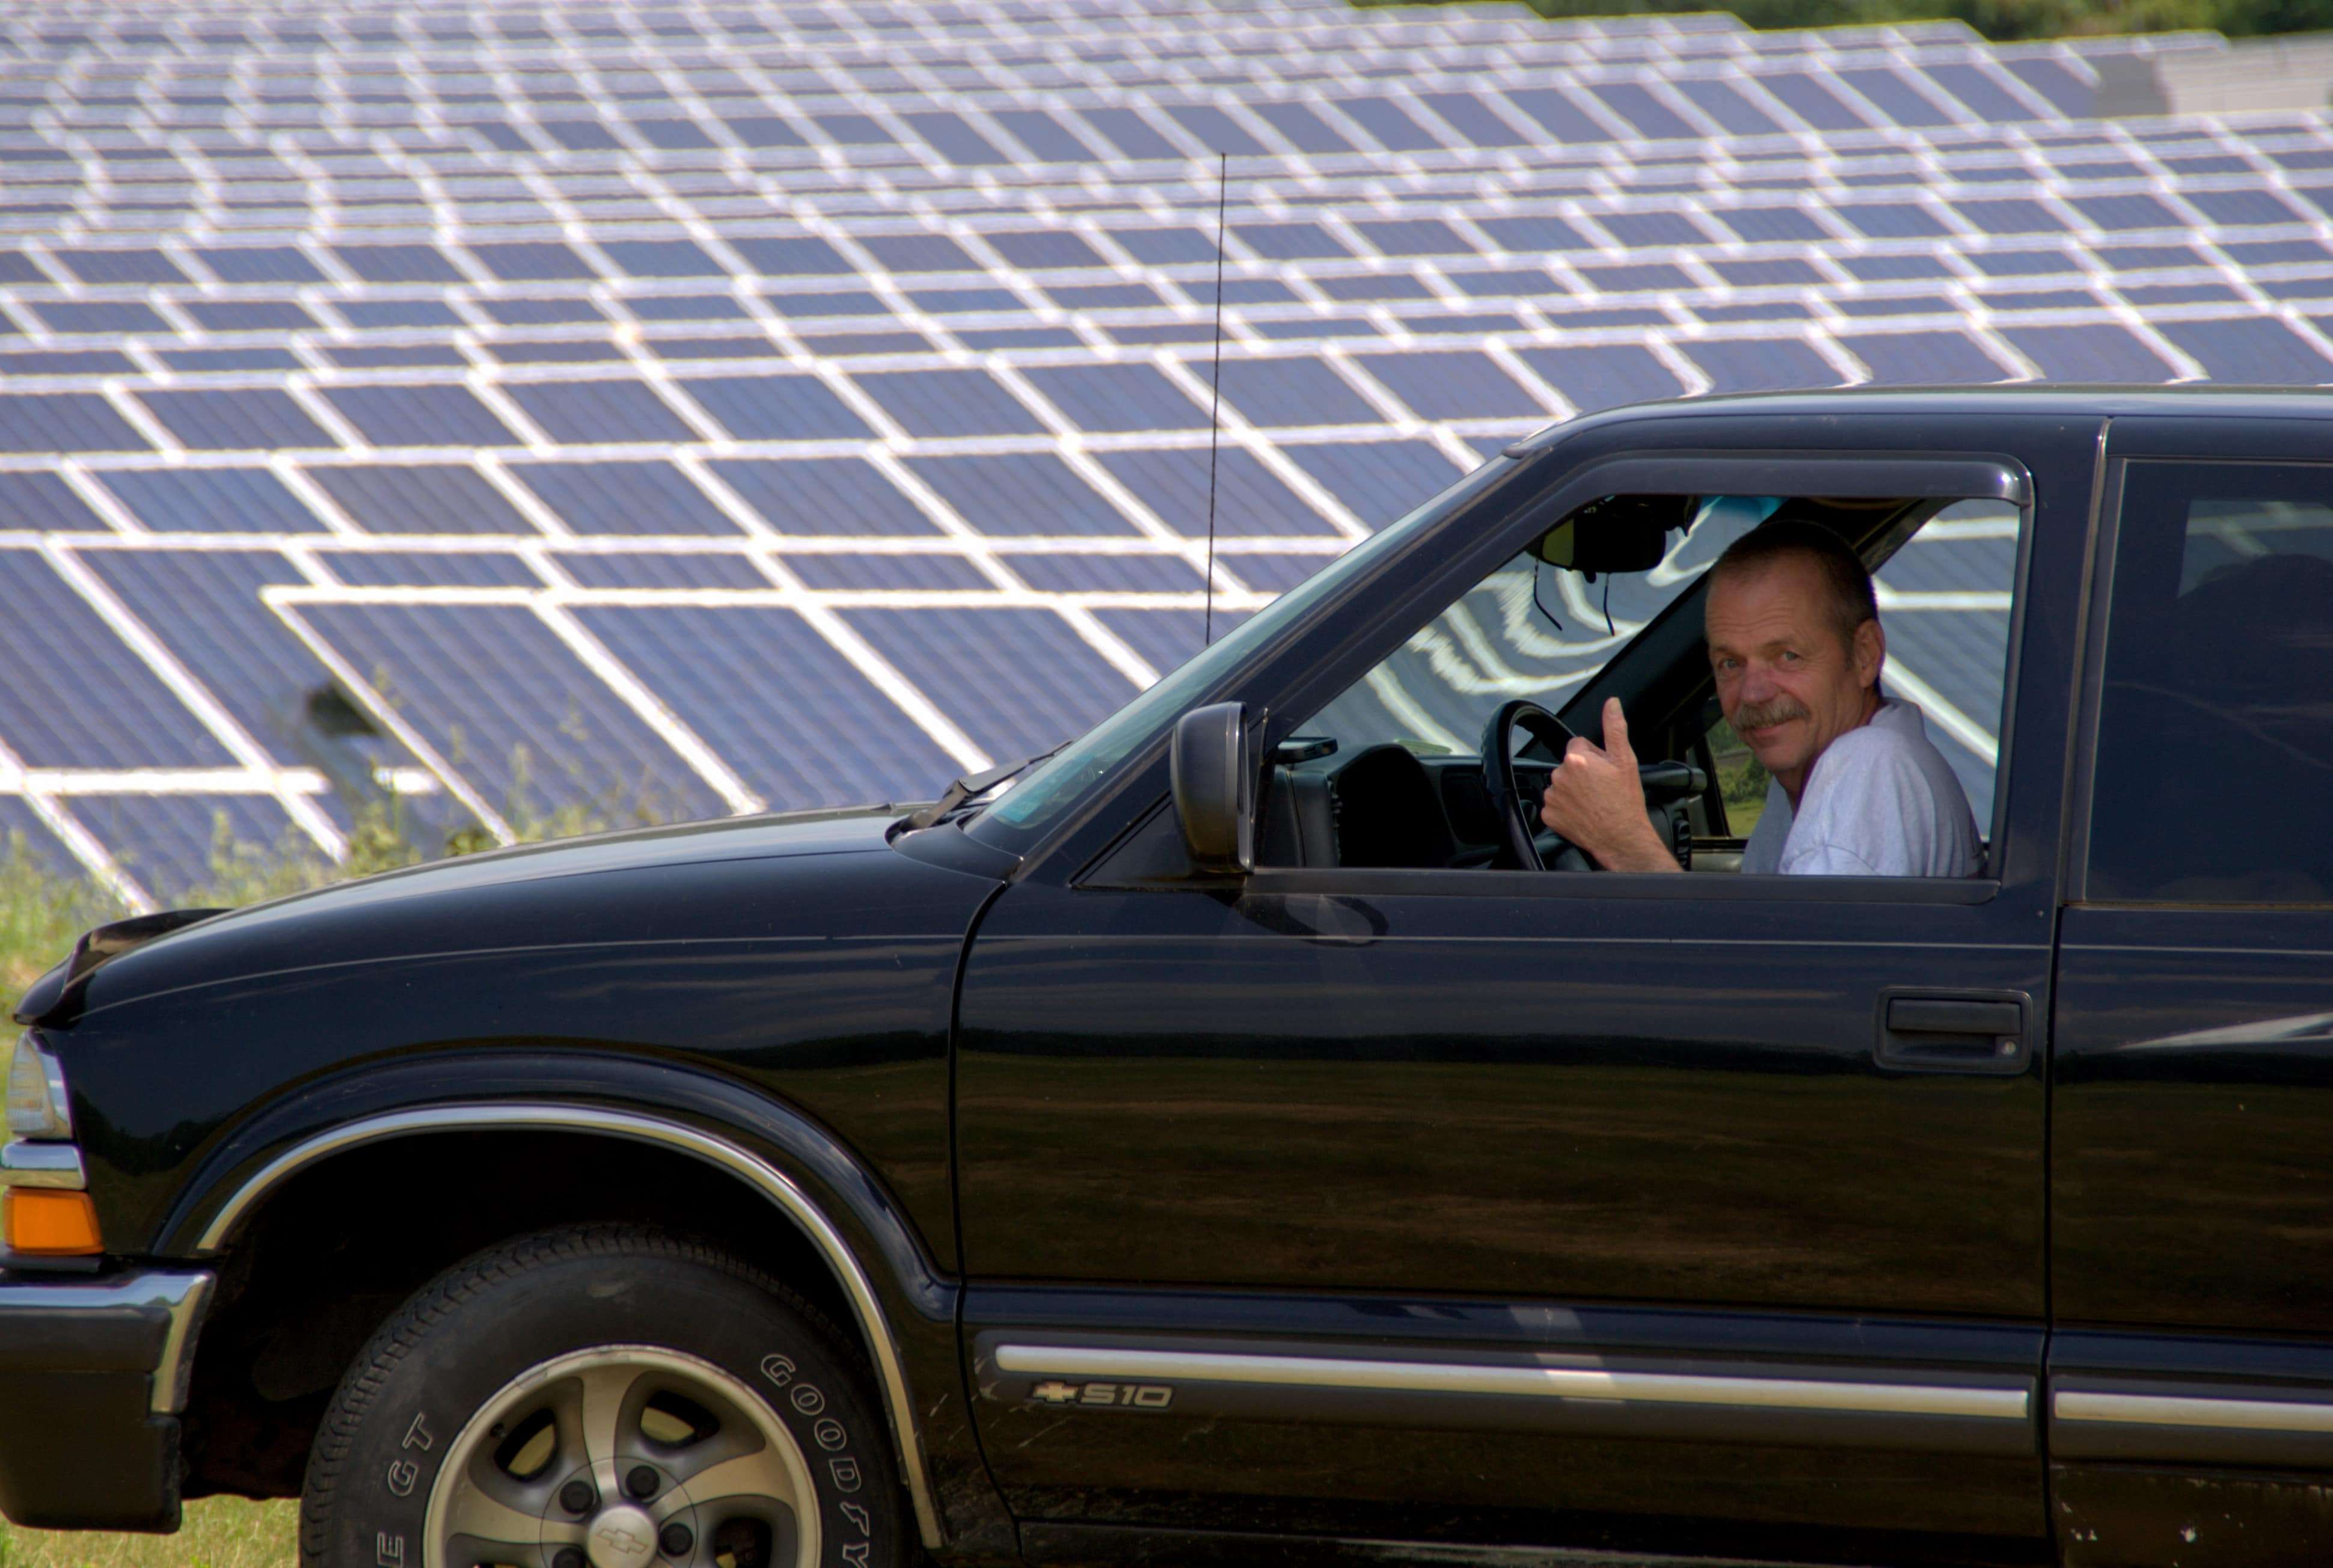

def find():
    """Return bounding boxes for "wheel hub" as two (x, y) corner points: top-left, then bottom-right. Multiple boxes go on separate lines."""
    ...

(585, 1502), (661, 1568)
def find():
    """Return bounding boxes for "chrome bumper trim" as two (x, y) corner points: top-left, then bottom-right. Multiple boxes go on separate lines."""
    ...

(152, 1271), (213, 1415)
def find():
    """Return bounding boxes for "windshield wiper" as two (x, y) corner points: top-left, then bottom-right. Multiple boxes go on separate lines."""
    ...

(904, 750), (1054, 830)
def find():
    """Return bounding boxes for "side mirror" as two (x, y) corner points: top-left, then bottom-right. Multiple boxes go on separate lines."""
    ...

(1170, 702), (1254, 874)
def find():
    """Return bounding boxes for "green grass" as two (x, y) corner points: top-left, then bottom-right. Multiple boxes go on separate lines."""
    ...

(0, 1499), (294, 1568)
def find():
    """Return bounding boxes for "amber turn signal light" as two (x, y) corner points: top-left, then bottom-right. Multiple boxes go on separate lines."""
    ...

(5, 1188), (102, 1255)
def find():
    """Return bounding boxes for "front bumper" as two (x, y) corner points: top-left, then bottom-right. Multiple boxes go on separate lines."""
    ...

(0, 1268), (212, 1531)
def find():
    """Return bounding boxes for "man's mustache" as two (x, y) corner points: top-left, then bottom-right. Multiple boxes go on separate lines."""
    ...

(1734, 696), (1811, 731)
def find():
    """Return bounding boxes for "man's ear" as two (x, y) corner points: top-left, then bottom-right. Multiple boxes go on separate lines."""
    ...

(1851, 616), (1885, 690)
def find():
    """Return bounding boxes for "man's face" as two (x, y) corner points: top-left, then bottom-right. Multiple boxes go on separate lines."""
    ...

(1705, 553), (1884, 792)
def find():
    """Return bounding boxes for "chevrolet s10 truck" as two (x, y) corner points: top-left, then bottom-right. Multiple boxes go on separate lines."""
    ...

(6, 387), (2332, 1568)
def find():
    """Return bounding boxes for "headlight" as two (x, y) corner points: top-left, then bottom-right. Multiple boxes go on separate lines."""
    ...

(5, 1032), (73, 1141)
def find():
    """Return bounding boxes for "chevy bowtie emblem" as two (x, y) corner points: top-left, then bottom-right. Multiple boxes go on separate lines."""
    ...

(1024, 1379), (1174, 1409)
(593, 1522), (652, 1560)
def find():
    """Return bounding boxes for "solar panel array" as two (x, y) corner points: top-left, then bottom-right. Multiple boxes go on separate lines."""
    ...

(4, 0), (2331, 905)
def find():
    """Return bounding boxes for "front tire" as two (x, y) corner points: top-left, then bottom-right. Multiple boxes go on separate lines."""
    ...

(299, 1225), (907, 1568)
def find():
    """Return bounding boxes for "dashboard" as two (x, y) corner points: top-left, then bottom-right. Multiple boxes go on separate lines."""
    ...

(1260, 741), (1725, 871)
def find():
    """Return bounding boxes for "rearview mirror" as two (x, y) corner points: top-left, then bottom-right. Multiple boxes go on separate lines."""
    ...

(1534, 494), (1697, 580)
(1171, 702), (1254, 875)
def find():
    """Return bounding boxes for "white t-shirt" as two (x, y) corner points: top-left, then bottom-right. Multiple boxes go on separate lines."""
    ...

(1739, 697), (1980, 878)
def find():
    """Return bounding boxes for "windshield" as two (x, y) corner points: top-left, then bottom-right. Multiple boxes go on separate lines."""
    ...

(966, 453), (1521, 854)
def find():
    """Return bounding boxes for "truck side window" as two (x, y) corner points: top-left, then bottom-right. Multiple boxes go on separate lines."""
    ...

(2088, 461), (2333, 902)
(1262, 489), (2017, 874)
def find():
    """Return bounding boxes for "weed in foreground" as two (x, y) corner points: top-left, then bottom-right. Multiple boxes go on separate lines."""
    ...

(0, 830), (124, 1000)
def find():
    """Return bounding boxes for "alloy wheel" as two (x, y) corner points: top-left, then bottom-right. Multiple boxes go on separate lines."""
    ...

(423, 1344), (819, 1568)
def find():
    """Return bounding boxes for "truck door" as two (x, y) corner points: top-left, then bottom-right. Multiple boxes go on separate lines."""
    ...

(955, 425), (2097, 1564)
(2050, 423), (2333, 1564)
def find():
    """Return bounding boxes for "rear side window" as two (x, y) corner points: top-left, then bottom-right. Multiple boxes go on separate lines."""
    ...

(2088, 461), (2333, 902)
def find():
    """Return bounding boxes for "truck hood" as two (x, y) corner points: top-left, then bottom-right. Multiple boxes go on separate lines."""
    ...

(17, 803), (973, 1026)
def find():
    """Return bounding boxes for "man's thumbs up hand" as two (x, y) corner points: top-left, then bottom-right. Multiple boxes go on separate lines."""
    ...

(1599, 696), (1636, 767)
(1538, 696), (1678, 874)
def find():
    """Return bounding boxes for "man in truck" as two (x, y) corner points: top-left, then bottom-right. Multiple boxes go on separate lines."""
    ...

(1539, 518), (1980, 878)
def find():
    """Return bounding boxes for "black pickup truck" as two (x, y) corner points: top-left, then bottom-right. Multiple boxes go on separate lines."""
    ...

(7, 387), (2332, 1568)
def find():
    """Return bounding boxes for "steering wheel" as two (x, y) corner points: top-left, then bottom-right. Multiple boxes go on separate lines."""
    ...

(1479, 699), (1592, 872)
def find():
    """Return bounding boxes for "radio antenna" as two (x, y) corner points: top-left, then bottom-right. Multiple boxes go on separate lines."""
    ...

(1203, 150), (1227, 648)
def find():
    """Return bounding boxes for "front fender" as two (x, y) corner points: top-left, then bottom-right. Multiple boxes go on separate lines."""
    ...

(158, 1049), (943, 1305)
(152, 1052), (983, 1552)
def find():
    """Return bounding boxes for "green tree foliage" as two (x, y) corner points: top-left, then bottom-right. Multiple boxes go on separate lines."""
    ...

(1357, 0), (2333, 39)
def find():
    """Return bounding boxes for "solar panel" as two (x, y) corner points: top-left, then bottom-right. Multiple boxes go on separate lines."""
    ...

(557, 550), (770, 590)
(1997, 322), (2180, 379)
(2, 0), (2330, 904)
(76, 548), (362, 767)
(514, 461), (744, 534)
(783, 551), (995, 591)
(100, 468), (329, 533)
(840, 605), (1144, 761)
(307, 464), (536, 535)
(140, 389), (339, 452)
(326, 551), (542, 587)
(1518, 344), (1692, 412)
(1094, 446), (1344, 537)
(1218, 357), (1385, 427)
(0, 393), (147, 453)
(1019, 364), (1210, 432)
(856, 369), (1052, 437)
(0, 548), (239, 768)
(1842, 329), (2015, 385)
(1281, 439), (1467, 524)
(295, 598), (734, 821)
(905, 453), (1136, 536)
(503, 379), (703, 444)
(1003, 550), (1209, 593)
(2153, 314), (2333, 381)
(1684, 338), (1847, 395)
(707, 456), (936, 535)
(0, 471), (108, 531)
(1353, 351), (1551, 421)
(323, 384), (520, 447)
(574, 603), (965, 803)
